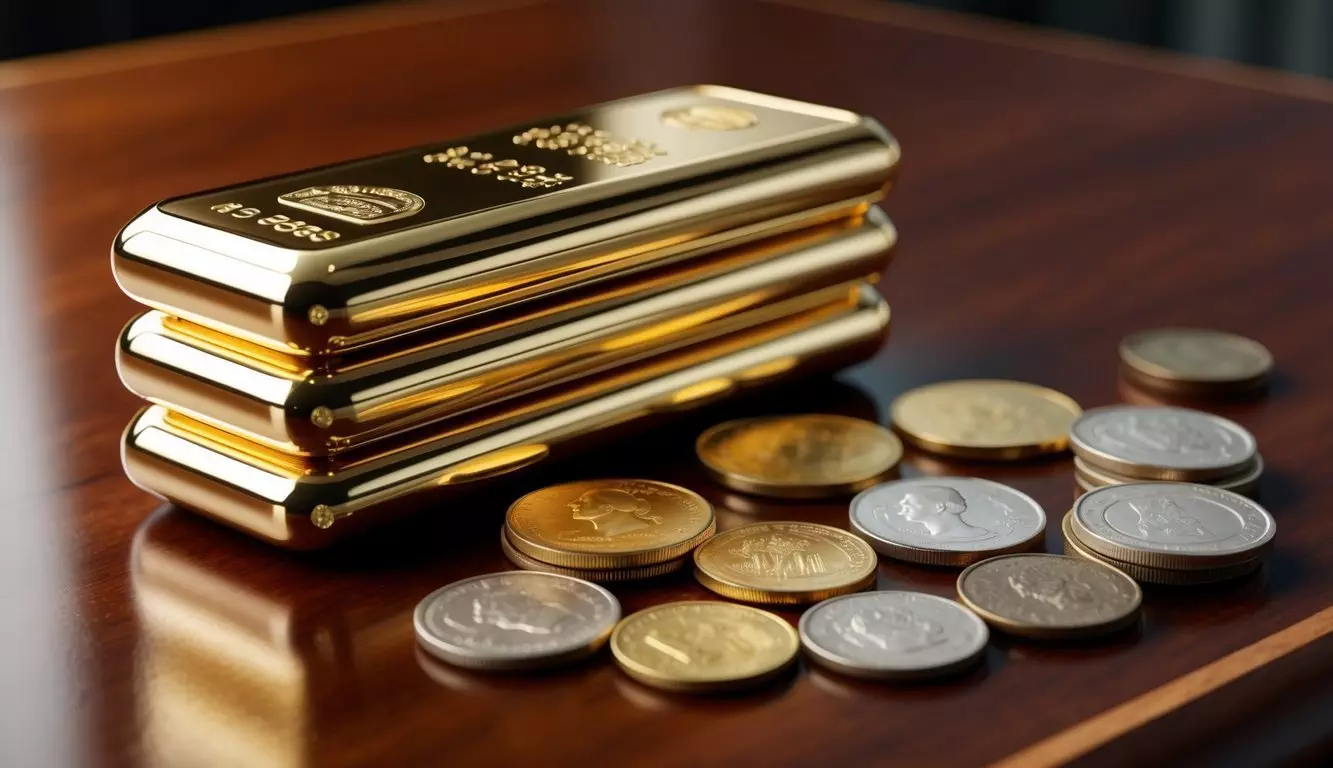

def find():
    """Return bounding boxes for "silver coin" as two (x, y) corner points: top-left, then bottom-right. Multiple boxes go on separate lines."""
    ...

(1072, 482), (1275, 570)
(849, 477), (1047, 565)
(413, 571), (620, 670)
(1073, 455), (1264, 498)
(1069, 406), (1256, 481)
(799, 591), (988, 680)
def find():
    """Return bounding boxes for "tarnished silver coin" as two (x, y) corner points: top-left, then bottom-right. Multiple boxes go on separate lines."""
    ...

(1071, 482), (1275, 570)
(799, 591), (988, 680)
(849, 477), (1047, 566)
(957, 554), (1142, 640)
(1069, 406), (1256, 482)
(414, 572), (620, 670)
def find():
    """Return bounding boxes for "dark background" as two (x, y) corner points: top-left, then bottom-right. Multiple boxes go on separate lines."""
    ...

(1, 0), (1331, 79)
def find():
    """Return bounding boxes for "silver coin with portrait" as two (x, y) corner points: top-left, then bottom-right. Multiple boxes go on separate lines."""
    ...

(850, 477), (1047, 564)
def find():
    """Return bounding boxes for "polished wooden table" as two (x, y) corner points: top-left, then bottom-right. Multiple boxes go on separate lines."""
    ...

(3, 0), (1332, 765)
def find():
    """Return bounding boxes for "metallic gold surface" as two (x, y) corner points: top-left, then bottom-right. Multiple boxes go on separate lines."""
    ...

(1060, 512), (1262, 586)
(505, 480), (715, 568)
(890, 380), (1082, 460)
(498, 529), (691, 582)
(610, 602), (799, 692)
(121, 284), (891, 548)
(112, 86), (900, 355)
(695, 414), (902, 498)
(692, 522), (878, 605)
(956, 554), (1142, 640)
(116, 211), (896, 455)
(1119, 328), (1273, 394)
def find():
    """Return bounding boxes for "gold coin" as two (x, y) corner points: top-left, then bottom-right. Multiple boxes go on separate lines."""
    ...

(696, 414), (902, 498)
(890, 380), (1082, 460)
(1073, 455), (1263, 498)
(610, 601), (798, 692)
(693, 521), (878, 604)
(499, 529), (690, 582)
(505, 479), (714, 568)
(956, 553), (1141, 639)
(1120, 328), (1272, 393)
(1060, 512), (1261, 586)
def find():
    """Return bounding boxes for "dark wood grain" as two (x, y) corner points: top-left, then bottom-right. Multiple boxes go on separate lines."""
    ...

(2, 0), (1332, 765)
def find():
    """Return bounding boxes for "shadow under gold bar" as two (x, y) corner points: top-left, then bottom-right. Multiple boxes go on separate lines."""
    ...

(112, 85), (899, 355)
(122, 284), (890, 549)
(117, 209), (895, 456)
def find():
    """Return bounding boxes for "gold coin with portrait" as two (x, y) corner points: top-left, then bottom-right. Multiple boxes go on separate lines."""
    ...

(956, 553), (1142, 639)
(505, 479), (715, 569)
(611, 601), (798, 692)
(890, 379), (1082, 460)
(696, 414), (902, 498)
(693, 521), (878, 605)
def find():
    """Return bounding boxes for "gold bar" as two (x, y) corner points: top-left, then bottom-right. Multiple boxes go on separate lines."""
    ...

(112, 86), (898, 355)
(117, 209), (895, 455)
(122, 284), (890, 549)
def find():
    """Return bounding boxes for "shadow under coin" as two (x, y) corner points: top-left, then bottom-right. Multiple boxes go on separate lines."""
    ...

(415, 644), (611, 696)
(802, 650), (995, 701)
(992, 615), (1145, 660)
(611, 665), (798, 712)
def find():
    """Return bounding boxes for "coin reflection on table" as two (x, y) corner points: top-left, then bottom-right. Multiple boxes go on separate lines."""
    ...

(697, 414), (902, 498)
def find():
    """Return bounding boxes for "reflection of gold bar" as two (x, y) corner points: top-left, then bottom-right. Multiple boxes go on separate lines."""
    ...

(111, 86), (898, 355)
(123, 284), (890, 549)
(117, 210), (895, 455)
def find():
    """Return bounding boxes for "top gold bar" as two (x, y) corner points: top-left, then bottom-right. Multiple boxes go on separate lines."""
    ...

(111, 86), (899, 355)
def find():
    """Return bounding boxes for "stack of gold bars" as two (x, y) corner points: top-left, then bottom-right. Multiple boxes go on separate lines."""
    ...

(113, 86), (901, 549)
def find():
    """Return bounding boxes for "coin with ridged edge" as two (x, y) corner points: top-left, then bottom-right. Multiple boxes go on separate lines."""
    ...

(1073, 455), (1263, 498)
(890, 380), (1082, 460)
(849, 477), (1046, 566)
(1069, 406), (1256, 482)
(957, 554), (1141, 639)
(696, 414), (902, 498)
(693, 521), (877, 604)
(611, 601), (799, 692)
(1071, 482), (1274, 570)
(414, 572), (620, 671)
(1060, 512), (1262, 585)
(1119, 328), (1272, 394)
(799, 591), (989, 680)
(505, 479), (715, 569)
(499, 528), (689, 582)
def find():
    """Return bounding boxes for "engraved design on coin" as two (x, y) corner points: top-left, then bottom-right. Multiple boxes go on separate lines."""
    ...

(508, 480), (711, 550)
(800, 592), (988, 679)
(661, 105), (759, 131)
(1074, 483), (1274, 556)
(612, 602), (796, 687)
(1072, 406), (1255, 471)
(850, 478), (1046, 553)
(278, 185), (425, 225)
(959, 555), (1140, 629)
(698, 522), (874, 590)
(414, 573), (618, 667)
(696, 415), (902, 492)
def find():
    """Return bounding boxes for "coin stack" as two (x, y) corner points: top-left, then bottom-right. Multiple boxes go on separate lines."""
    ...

(1062, 483), (1275, 585)
(502, 480), (716, 582)
(1070, 405), (1262, 498)
(110, 86), (904, 549)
